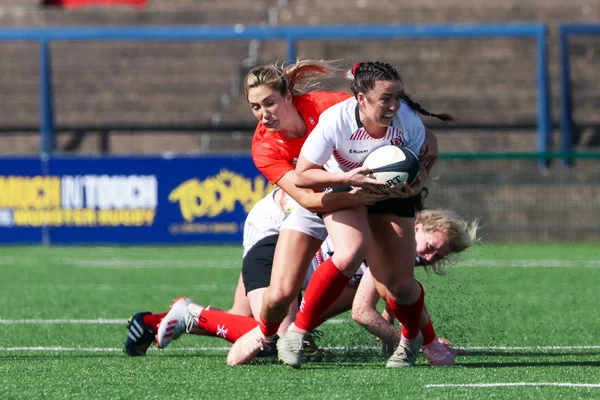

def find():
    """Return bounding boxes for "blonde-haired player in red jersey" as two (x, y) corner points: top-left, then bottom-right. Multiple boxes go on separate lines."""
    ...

(147, 60), (437, 365)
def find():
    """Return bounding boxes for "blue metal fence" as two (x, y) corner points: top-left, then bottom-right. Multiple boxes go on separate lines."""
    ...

(0, 23), (550, 158)
(558, 23), (600, 166)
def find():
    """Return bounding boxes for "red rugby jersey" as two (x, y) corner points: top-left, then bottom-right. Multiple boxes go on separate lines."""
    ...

(252, 91), (351, 184)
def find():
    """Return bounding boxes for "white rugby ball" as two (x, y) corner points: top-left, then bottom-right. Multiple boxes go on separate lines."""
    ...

(363, 145), (420, 189)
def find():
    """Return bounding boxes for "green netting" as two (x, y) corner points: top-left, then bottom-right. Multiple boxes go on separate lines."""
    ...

(425, 152), (600, 241)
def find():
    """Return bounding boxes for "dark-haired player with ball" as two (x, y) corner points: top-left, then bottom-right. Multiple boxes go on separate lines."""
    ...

(275, 61), (456, 369)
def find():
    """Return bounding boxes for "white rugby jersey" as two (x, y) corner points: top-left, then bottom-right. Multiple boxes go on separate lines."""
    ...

(301, 97), (425, 172)
(242, 188), (284, 257)
(302, 237), (367, 290)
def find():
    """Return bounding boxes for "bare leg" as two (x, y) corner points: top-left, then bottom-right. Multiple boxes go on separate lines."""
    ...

(227, 273), (252, 317)
(260, 229), (322, 329)
(247, 287), (298, 337)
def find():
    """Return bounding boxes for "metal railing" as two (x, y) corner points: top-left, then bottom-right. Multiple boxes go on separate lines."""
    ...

(558, 23), (600, 166)
(0, 23), (551, 160)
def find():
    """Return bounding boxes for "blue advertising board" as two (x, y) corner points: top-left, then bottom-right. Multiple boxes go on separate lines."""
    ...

(0, 157), (44, 244)
(0, 155), (272, 244)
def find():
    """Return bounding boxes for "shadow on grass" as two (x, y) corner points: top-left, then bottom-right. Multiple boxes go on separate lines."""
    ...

(464, 350), (600, 357)
(458, 360), (600, 368)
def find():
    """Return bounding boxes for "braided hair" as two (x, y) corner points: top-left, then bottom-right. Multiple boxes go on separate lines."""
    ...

(350, 61), (456, 123)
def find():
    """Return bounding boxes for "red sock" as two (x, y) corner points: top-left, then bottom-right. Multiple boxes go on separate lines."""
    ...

(142, 312), (167, 332)
(422, 317), (436, 346)
(294, 258), (351, 332)
(387, 281), (425, 340)
(259, 315), (281, 337)
(197, 309), (259, 343)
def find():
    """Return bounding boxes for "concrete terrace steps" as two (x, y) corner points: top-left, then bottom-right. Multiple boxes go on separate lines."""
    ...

(276, 0), (600, 25)
(216, 0), (600, 131)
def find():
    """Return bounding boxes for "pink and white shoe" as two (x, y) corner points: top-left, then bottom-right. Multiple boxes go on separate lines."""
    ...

(227, 325), (273, 366)
(156, 297), (205, 349)
(438, 337), (469, 356)
(422, 338), (455, 366)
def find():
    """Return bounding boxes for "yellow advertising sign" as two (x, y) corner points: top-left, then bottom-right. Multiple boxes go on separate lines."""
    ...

(168, 169), (272, 235)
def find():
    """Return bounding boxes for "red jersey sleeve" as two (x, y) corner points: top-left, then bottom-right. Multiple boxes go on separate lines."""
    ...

(251, 125), (294, 184)
(252, 141), (293, 184)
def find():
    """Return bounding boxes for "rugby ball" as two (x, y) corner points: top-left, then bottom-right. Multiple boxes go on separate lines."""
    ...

(363, 145), (420, 189)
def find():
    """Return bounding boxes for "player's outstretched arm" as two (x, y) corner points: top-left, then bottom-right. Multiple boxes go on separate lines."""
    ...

(276, 170), (386, 214)
(351, 269), (401, 355)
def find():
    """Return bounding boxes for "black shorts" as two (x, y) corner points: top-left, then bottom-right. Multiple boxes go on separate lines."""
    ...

(367, 197), (416, 218)
(242, 234), (278, 294)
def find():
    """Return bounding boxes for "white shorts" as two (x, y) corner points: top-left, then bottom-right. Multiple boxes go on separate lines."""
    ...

(280, 194), (327, 241)
(242, 188), (284, 257)
(302, 237), (367, 289)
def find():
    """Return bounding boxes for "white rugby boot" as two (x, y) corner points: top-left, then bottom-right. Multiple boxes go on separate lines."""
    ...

(386, 332), (423, 368)
(156, 297), (205, 349)
(277, 328), (306, 369)
(227, 325), (274, 366)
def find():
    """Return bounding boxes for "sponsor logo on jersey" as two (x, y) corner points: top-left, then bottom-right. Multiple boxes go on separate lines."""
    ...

(390, 137), (404, 146)
(349, 149), (369, 154)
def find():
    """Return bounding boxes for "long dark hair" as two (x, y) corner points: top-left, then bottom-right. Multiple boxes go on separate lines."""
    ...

(350, 61), (456, 122)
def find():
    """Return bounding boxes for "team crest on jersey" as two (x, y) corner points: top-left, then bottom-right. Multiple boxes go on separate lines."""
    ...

(390, 137), (404, 146)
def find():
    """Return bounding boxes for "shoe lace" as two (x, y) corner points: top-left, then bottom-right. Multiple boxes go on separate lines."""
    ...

(303, 329), (324, 349)
(183, 303), (204, 334)
(393, 338), (420, 363)
(184, 317), (195, 334)
(241, 332), (272, 355)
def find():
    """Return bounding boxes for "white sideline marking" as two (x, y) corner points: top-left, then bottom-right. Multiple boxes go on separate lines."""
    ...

(426, 383), (600, 389)
(1, 284), (236, 292)
(55, 258), (241, 269)
(456, 259), (600, 268)
(0, 346), (230, 352)
(0, 319), (128, 324)
(1, 257), (598, 269)
(1, 345), (600, 352)
(0, 318), (345, 325)
(457, 345), (600, 351)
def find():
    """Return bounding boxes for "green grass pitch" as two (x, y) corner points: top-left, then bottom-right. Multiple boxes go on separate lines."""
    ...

(0, 242), (599, 399)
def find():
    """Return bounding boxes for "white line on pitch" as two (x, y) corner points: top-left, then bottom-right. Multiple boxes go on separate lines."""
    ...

(0, 319), (128, 324)
(0, 284), (236, 291)
(0, 318), (346, 325)
(2, 345), (600, 353)
(426, 383), (600, 388)
(0, 346), (230, 352)
(457, 345), (600, 351)
(456, 259), (600, 268)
